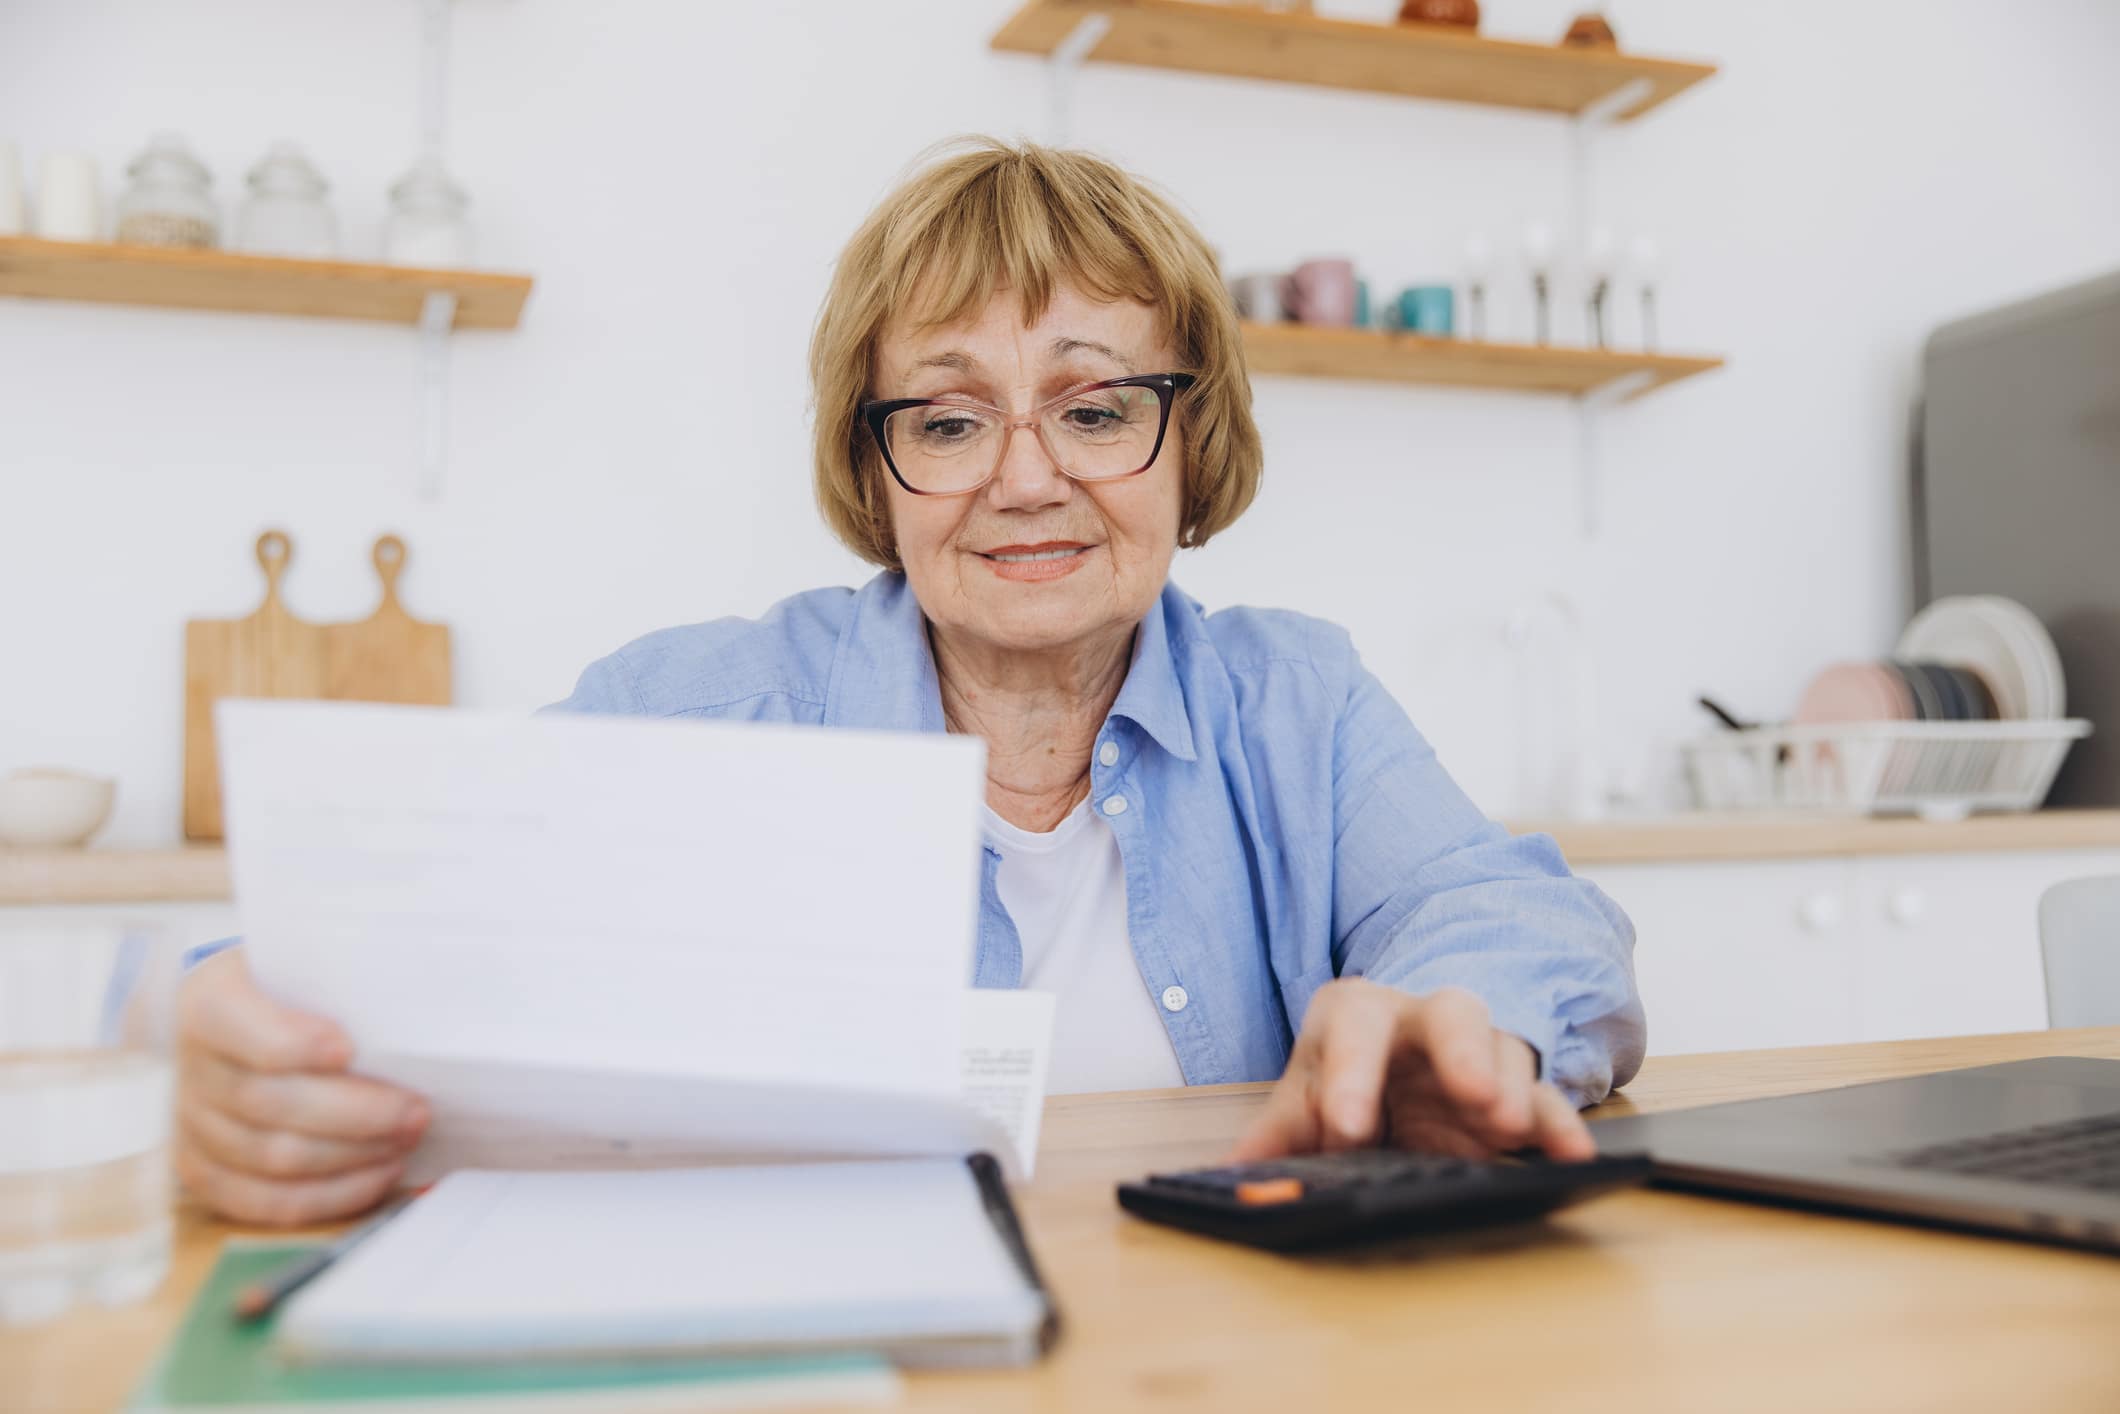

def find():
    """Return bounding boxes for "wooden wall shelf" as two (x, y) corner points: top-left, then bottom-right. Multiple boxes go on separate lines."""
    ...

(1240, 323), (1721, 398)
(992, 0), (1717, 120)
(0, 237), (533, 330)
(0, 848), (233, 907)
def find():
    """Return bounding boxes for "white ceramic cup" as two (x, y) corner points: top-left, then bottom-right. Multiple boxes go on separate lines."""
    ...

(33, 153), (102, 241)
(0, 141), (25, 236)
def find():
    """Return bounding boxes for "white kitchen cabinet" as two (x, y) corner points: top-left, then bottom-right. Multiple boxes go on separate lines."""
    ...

(1580, 849), (2120, 1057)
(1586, 857), (1864, 1056)
(1846, 852), (2089, 1043)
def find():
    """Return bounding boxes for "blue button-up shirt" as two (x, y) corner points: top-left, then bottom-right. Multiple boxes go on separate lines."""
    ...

(553, 572), (1645, 1105)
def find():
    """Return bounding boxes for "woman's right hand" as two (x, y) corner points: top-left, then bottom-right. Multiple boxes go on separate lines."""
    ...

(174, 948), (430, 1226)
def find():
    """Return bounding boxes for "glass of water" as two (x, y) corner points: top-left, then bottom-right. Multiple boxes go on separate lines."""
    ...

(0, 919), (174, 1326)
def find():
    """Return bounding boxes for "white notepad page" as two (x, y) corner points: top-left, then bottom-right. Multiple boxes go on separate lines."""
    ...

(220, 701), (1050, 1177)
(277, 1164), (1050, 1367)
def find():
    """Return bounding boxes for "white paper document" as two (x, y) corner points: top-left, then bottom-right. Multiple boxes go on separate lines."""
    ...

(220, 701), (1057, 1177)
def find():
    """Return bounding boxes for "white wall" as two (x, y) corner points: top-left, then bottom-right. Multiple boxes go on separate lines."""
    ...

(4, 0), (2118, 846)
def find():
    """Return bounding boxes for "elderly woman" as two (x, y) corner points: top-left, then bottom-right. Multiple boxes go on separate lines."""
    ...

(175, 139), (1644, 1225)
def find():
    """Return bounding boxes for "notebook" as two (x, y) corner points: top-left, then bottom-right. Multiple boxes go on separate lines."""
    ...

(275, 1157), (1058, 1370)
(131, 1242), (900, 1412)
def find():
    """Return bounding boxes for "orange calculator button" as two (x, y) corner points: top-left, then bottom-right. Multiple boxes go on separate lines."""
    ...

(1234, 1177), (1306, 1206)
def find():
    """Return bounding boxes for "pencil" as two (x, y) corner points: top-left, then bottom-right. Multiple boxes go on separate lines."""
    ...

(232, 1190), (423, 1323)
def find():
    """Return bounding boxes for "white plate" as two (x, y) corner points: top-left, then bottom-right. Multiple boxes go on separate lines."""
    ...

(1976, 595), (2066, 719)
(1897, 597), (2031, 720)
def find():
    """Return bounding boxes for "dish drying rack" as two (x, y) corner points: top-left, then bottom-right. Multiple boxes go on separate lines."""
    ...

(1685, 721), (2091, 821)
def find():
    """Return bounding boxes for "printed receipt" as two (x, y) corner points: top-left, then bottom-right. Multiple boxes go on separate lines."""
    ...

(960, 990), (1058, 1177)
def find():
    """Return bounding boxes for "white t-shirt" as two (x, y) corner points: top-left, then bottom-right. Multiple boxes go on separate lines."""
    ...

(981, 799), (1186, 1095)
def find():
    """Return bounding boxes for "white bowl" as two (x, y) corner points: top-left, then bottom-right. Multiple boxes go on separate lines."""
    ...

(0, 769), (117, 848)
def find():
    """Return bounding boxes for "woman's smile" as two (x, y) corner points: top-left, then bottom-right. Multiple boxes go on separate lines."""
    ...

(976, 541), (1098, 581)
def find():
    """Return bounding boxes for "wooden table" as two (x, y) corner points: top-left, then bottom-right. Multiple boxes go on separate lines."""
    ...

(11, 1028), (2120, 1413)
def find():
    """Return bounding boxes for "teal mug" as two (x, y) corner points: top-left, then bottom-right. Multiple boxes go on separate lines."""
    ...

(1388, 285), (1455, 336)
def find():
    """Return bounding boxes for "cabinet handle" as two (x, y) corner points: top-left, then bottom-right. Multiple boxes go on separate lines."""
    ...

(1797, 892), (1845, 933)
(1886, 888), (1928, 926)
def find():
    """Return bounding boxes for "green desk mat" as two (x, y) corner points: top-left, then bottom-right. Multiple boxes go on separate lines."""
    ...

(132, 1242), (897, 1410)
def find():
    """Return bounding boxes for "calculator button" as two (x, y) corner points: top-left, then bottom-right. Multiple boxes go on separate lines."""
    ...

(1235, 1178), (1306, 1206)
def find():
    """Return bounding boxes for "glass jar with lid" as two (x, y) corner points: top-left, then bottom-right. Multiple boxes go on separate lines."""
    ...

(384, 159), (473, 268)
(233, 143), (339, 260)
(114, 133), (217, 249)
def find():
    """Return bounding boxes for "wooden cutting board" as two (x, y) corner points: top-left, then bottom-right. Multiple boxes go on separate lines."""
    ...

(323, 535), (453, 707)
(183, 531), (453, 841)
(183, 531), (325, 841)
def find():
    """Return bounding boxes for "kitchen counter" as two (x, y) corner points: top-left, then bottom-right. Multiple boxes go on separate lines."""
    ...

(1517, 809), (2120, 866)
(7, 811), (2120, 907)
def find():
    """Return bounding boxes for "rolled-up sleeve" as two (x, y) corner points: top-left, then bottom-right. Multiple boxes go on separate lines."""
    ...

(1327, 661), (1645, 1106)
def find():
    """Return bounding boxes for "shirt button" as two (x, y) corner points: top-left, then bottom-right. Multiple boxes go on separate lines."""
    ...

(1098, 741), (1119, 768)
(1161, 985), (1189, 1013)
(1101, 795), (1128, 817)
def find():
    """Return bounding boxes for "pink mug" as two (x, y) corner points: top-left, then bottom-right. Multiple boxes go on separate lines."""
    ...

(1283, 258), (1358, 327)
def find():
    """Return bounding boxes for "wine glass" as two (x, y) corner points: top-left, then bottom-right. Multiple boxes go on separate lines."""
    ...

(1584, 228), (1618, 349)
(1462, 234), (1494, 342)
(1521, 221), (1556, 345)
(1629, 235), (1665, 350)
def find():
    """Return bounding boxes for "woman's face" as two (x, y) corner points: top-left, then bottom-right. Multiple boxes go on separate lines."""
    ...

(871, 283), (1184, 658)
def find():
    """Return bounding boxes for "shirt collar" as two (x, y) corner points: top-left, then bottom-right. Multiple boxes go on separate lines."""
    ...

(821, 572), (1198, 763)
(1107, 584), (1199, 762)
(820, 572), (947, 735)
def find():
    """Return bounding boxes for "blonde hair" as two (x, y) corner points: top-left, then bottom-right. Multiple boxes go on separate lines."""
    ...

(808, 137), (1262, 569)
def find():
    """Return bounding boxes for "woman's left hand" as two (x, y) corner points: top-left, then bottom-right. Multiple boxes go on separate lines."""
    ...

(1228, 978), (1596, 1163)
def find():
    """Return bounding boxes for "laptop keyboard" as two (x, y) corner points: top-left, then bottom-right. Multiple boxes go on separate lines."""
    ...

(1882, 1112), (2120, 1191)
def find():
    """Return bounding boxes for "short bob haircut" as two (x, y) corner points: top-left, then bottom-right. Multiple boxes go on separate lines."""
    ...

(809, 137), (1262, 570)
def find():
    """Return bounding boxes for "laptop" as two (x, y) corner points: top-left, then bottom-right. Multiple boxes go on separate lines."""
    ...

(1588, 1057), (2120, 1253)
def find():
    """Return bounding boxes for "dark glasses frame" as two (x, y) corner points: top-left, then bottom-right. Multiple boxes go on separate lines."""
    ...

(860, 372), (1196, 498)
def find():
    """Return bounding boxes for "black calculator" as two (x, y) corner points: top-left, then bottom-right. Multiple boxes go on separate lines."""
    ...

(1116, 1149), (1652, 1252)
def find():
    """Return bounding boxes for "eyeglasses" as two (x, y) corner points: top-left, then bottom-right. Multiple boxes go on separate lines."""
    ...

(861, 373), (1195, 498)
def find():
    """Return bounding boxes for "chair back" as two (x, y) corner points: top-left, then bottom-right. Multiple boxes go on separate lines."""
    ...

(2040, 876), (2120, 1028)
